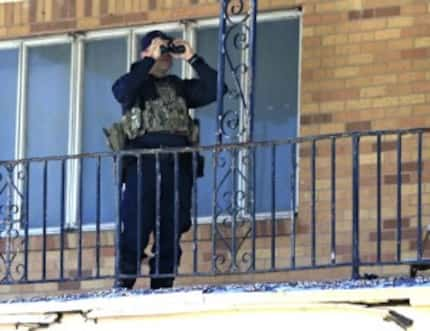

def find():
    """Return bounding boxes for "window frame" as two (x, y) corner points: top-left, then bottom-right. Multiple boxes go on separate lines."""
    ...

(0, 9), (302, 235)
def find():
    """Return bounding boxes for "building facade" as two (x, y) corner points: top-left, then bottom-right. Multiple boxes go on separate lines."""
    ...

(0, 0), (429, 296)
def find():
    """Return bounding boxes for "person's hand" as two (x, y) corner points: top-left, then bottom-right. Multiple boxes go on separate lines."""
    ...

(143, 37), (168, 60)
(171, 39), (195, 61)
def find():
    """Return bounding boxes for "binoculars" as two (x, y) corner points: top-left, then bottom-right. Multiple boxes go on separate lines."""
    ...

(160, 43), (185, 55)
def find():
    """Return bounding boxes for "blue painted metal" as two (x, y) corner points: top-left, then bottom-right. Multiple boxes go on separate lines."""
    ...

(417, 132), (423, 260)
(290, 143), (297, 269)
(352, 135), (360, 280)
(95, 156), (101, 278)
(270, 144), (276, 270)
(60, 160), (66, 280)
(113, 155), (122, 285)
(136, 155), (142, 277)
(0, 128), (429, 285)
(396, 133), (402, 262)
(330, 137), (336, 264)
(376, 134), (382, 264)
(42, 161), (48, 281)
(311, 139), (316, 267)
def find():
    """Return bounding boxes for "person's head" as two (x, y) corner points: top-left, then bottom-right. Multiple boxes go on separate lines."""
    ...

(140, 30), (173, 77)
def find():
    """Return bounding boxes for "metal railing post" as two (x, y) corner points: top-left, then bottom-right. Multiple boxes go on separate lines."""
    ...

(352, 135), (360, 280)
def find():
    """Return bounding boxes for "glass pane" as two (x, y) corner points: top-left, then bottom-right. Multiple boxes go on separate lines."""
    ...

(195, 27), (240, 217)
(81, 38), (127, 225)
(136, 30), (183, 77)
(26, 44), (71, 228)
(254, 18), (300, 213)
(0, 49), (18, 161)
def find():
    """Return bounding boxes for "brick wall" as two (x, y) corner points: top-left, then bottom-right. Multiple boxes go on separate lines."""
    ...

(0, 0), (430, 297)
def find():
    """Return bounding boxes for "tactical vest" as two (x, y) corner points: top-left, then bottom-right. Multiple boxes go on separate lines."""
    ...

(122, 80), (192, 140)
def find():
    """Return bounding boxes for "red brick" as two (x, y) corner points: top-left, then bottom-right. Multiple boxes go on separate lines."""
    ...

(374, 6), (400, 18)
(58, 281), (81, 290)
(321, 13), (346, 25)
(100, 14), (124, 25)
(409, 240), (430, 251)
(312, 89), (360, 103)
(372, 141), (398, 152)
(401, 48), (429, 59)
(301, 113), (333, 125)
(303, 15), (321, 26)
(401, 25), (430, 38)
(84, 0), (92, 17)
(123, 11), (148, 23)
(30, 20), (76, 33)
(402, 161), (419, 172)
(149, 0), (157, 10)
(101, 247), (115, 257)
(345, 121), (372, 132)
(383, 217), (410, 230)
(384, 174), (411, 185)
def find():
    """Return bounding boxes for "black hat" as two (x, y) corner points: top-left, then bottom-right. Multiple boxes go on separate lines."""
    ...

(140, 30), (172, 51)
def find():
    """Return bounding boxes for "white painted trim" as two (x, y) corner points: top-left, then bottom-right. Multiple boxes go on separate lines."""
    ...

(128, 30), (136, 67)
(23, 35), (71, 47)
(195, 9), (302, 29)
(295, 14), (303, 212)
(66, 36), (85, 227)
(257, 9), (302, 22)
(0, 40), (20, 49)
(84, 28), (130, 40)
(17, 210), (293, 237)
(14, 42), (25, 163)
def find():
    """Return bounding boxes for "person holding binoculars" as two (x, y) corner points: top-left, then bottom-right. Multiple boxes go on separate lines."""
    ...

(111, 30), (226, 290)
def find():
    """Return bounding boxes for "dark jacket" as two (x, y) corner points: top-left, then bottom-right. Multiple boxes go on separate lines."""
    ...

(112, 55), (226, 115)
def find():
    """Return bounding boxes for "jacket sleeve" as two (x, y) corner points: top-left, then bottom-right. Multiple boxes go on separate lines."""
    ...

(111, 58), (155, 110)
(183, 55), (228, 109)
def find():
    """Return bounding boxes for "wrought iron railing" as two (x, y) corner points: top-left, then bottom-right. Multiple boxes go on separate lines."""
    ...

(0, 128), (429, 285)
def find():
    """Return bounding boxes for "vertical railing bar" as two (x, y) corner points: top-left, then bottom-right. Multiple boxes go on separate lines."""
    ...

(114, 155), (122, 283)
(77, 158), (83, 279)
(60, 160), (66, 281)
(311, 140), (316, 267)
(290, 143), (297, 269)
(155, 153), (161, 276)
(376, 134), (382, 264)
(396, 133), (402, 262)
(330, 137), (336, 265)
(136, 155), (142, 278)
(251, 146), (257, 272)
(216, 0), (227, 145)
(248, 0), (258, 273)
(192, 151), (198, 274)
(352, 135), (360, 280)
(270, 144), (276, 270)
(42, 160), (47, 281)
(417, 132), (423, 261)
(23, 162), (30, 281)
(211, 149), (217, 274)
(231, 148), (238, 271)
(247, 0), (258, 142)
(95, 156), (101, 278)
(5, 165), (13, 282)
(173, 152), (180, 276)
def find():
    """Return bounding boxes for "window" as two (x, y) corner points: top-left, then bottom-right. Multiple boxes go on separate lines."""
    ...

(195, 15), (301, 217)
(253, 18), (300, 213)
(26, 43), (71, 228)
(81, 37), (127, 225)
(0, 11), (301, 231)
(0, 48), (18, 161)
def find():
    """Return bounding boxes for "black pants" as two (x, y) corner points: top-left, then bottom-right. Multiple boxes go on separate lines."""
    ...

(118, 133), (193, 289)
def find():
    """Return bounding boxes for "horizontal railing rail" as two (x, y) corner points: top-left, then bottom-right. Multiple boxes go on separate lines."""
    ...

(0, 128), (429, 285)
